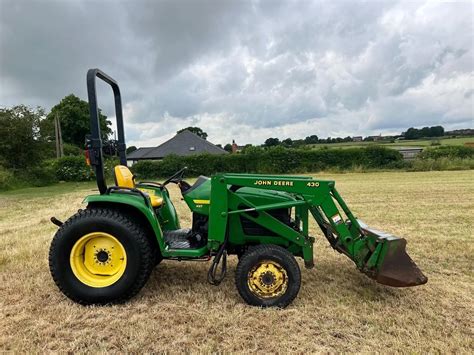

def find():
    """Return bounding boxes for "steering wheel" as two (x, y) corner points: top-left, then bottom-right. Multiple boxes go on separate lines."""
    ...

(161, 167), (188, 188)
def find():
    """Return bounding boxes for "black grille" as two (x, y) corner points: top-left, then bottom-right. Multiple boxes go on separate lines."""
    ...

(240, 208), (290, 236)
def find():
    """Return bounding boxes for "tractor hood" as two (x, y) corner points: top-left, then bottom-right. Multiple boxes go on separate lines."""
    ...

(183, 176), (297, 215)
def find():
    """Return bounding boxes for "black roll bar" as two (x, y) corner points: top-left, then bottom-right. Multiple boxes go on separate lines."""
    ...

(86, 68), (127, 194)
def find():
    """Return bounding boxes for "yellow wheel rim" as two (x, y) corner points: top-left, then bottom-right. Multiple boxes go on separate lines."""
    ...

(70, 232), (127, 288)
(247, 260), (288, 299)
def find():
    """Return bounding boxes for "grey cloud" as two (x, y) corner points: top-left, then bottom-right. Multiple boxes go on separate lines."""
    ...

(1, 0), (472, 146)
(124, 0), (251, 79)
(0, 1), (126, 108)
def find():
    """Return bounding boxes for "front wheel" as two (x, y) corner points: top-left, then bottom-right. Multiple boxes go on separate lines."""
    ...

(49, 208), (154, 305)
(235, 244), (301, 308)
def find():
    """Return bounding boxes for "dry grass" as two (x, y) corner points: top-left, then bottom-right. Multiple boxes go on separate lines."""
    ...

(1, 171), (473, 352)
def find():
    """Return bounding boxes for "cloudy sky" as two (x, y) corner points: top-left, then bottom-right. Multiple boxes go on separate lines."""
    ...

(1, 0), (473, 147)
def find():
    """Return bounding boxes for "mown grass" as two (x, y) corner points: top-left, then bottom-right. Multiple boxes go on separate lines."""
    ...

(0, 171), (473, 352)
(0, 181), (96, 198)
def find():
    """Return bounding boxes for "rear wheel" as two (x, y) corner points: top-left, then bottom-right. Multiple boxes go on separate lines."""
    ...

(49, 208), (154, 305)
(235, 244), (301, 308)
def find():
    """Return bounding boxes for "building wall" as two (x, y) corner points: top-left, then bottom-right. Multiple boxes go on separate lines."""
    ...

(397, 149), (423, 160)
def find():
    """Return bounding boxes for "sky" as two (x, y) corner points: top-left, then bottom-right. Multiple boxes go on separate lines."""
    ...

(0, 0), (473, 147)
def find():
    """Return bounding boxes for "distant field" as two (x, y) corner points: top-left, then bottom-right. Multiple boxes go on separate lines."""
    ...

(1, 171), (473, 352)
(310, 136), (474, 149)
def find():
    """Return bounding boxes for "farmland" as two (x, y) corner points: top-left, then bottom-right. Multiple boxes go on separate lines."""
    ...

(309, 136), (474, 149)
(1, 171), (473, 352)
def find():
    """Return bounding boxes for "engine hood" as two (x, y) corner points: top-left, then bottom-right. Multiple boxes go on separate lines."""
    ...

(183, 176), (296, 216)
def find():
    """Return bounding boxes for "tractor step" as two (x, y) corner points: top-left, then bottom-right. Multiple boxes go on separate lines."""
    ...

(163, 229), (206, 249)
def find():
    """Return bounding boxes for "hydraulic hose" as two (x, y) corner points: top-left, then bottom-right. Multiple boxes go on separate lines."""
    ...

(207, 231), (229, 286)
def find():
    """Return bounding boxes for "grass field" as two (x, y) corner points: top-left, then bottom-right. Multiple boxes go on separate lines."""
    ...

(1, 171), (473, 352)
(309, 136), (474, 149)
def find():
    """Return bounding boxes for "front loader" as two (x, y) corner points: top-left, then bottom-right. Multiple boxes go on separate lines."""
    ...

(49, 69), (427, 308)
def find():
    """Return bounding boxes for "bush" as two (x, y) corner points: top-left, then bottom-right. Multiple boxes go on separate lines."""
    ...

(52, 156), (94, 181)
(418, 146), (474, 159)
(24, 164), (58, 186)
(364, 145), (403, 167)
(132, 160), (162, 180)
(103, 158), (121, 181)
(0, 166), (15, 190)
(63, 143), (83, 156)
(408, 157), (474, 171)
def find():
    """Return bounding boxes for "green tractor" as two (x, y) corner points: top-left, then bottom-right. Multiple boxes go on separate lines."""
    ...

(49, 69), (427, 308)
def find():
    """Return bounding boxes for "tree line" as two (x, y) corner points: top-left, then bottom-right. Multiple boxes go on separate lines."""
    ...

(0, 95), (113, 171)
(0, 95), (119, 189)
(403, 126), (444, 139)
(257, 125), (447, 149)
(262, 135), (356, 148)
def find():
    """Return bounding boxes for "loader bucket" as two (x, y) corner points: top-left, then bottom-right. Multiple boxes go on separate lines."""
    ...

(359, 223), (428, 287)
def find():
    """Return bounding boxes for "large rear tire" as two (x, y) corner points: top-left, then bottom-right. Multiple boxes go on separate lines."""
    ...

(235, 244), (301, 308)
(49, 208), (154, 305)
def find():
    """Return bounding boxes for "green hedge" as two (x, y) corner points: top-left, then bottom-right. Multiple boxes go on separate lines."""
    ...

(0, 156), (119, 190)
(409, 157), (474, 171)
(0, 166), (14, 189)
(49, 156), (119, 182)
(2, 145), (472, 191)
(51, 156), (94, 181)
(132, 146), (403, 179)
(418, 146), (474, 159)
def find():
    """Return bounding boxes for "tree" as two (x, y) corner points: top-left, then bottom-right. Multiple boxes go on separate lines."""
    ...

(126, 146), (137, 154)
(223, 143), (233, 152)
(403, 126), (445, 139)
(46, 94), (112, 147)
(103, 139), (118, 156)
(177, 126), (208, 140)
(264, 137), (280, 147)
(420, 126), (431, 138)
(0, 105), (49, 169)
(282, 138), (293, 147)
(291, 139), (304, 147)
(404, 127), (421, 140)
(430, 126), (444, 137)
(304, 135), (319, 144)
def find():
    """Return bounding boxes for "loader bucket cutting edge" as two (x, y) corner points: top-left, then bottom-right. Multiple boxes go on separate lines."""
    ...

(367, 236), (427, 287)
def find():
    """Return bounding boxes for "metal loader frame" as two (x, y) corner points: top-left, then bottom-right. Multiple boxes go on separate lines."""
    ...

(208, 174), (427, 287)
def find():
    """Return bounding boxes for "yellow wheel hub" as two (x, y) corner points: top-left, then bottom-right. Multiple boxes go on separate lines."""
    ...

(70, 232), (127, 288)
(248, 260), (288, 299)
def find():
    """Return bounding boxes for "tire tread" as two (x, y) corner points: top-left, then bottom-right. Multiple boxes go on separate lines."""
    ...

(235, 244), (301, 308)
(49, 207), (154, 305)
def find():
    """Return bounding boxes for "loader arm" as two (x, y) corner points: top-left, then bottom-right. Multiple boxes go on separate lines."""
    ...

(209, 174), (427, 287)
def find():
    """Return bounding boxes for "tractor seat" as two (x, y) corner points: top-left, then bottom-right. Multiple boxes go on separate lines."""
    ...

(113, 165), (163, 208)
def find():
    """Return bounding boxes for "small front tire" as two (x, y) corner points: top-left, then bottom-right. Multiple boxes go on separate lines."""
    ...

(235, 244), (301, 308)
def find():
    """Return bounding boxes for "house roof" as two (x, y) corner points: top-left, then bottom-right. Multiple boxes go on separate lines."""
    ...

(129, 130), (227, 160)
(126, 147), (154, 160)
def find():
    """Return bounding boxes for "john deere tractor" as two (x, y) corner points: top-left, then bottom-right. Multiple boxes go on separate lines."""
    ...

(49, 69), (427, 307)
